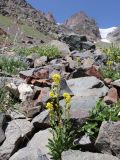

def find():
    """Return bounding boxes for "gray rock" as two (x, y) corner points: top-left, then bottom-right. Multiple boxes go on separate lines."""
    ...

(93, 49), (107, 66)
(20, 100), (42, 118)
(34, 56), (47, 68)
(0, 119), (33, 160)
(18, 83), (35, 101)
(111, 79), (120, 88)
(62, 150), (120, 160)
(0, 128), (5, 145)
(60, 77), (108, 121)
(6, 109), (26, 119)
(9, 147), (48, 160)
(71, 50), (94, 60)
(0, 113), (6, 144)
(10, 129), (52, 160)
(60, 79), (73, 96)
(48, 40), (70, 56)
(59, 34), (87, 51)
(0, 77), (24, 88)
(95, 121), (120, 159)
(31, 110), (49, 129)
(67, 76), (108, 96)
(81, 41), (95, 50)
(19, 69), (35, 78)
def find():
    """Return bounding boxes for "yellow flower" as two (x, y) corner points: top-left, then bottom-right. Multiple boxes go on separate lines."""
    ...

(46, 102), (53, 110)
(63, 93), (71, 104)
(49, 91), (54, 98)
(52, 74), (61, 85)
(107, 60), (113, 66)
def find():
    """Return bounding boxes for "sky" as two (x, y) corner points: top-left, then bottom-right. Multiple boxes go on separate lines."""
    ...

(27, 0), (120, 28)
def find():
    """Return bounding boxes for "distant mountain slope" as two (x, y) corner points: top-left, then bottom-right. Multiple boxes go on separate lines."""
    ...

(0, 0), (102, 44)
(0, 0), (58, 34)
(64, 11), (101, 41)
(107, 27), (120, 42)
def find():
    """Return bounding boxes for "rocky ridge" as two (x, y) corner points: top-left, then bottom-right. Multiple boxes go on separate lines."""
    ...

(64, 11), (101, 41)
(0, 0), (101, 42)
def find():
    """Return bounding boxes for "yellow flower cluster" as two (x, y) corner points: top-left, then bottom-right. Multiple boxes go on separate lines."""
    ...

(63, 93), (71, 104)
(52, 74), (61, 85)
(49, 91), (54, 98)
(49, 91), (59, 98)
(107, 60), (113, 66)
(46, 102), (53, 110)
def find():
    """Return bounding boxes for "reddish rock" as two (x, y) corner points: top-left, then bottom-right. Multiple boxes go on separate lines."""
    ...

(104, 78), (112, 85)
(0, 28), (7, 36)
(20, 68), (49, 80)
(33, 69), (49, 79)
(35, 88), (50, 105)
(31, 79), (51, 87)
(86, 66), (102, 79)
(104, 87), (118, 104)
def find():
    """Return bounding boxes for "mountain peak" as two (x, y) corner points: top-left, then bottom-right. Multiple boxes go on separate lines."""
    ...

(64, 11), (101, 41)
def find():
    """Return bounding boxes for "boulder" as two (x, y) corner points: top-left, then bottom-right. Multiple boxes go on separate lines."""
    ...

(62, 150), (120, 160)
(48, 40), (70, 56)
(10, 129), (51, 160)
(95, 121), (120, 159)
(60, 77), (108, 122)
(18, 83), (35, 101)
(31, 110), (49, 130)
(0, 119), (33, 160)
(59, 34), (87, 51)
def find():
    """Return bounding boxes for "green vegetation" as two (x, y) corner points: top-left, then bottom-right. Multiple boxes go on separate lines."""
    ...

(82, 100), (120, 140)
(0, 56), (27, 74)
(21, 24), (52, 40)
(103, 44), (120, 63)
(0, 14), (12, 28)
(0, 85), (19, 112)
(14, 45), (61, 59)
(100, 67), (120, 80)
(99, 44), (120, 80)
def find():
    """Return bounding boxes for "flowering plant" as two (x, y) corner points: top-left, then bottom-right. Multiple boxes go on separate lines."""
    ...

(46, 74), (75, 160)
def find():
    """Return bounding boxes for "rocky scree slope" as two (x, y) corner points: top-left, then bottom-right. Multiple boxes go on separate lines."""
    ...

(0, 35), (120, 160)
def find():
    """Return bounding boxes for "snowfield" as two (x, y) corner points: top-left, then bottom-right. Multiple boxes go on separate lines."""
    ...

(99, 27), (117, 43)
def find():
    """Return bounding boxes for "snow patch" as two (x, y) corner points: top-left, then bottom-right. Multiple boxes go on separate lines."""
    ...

(100, 27), (117, 39)
(99, 27), (117, 43)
